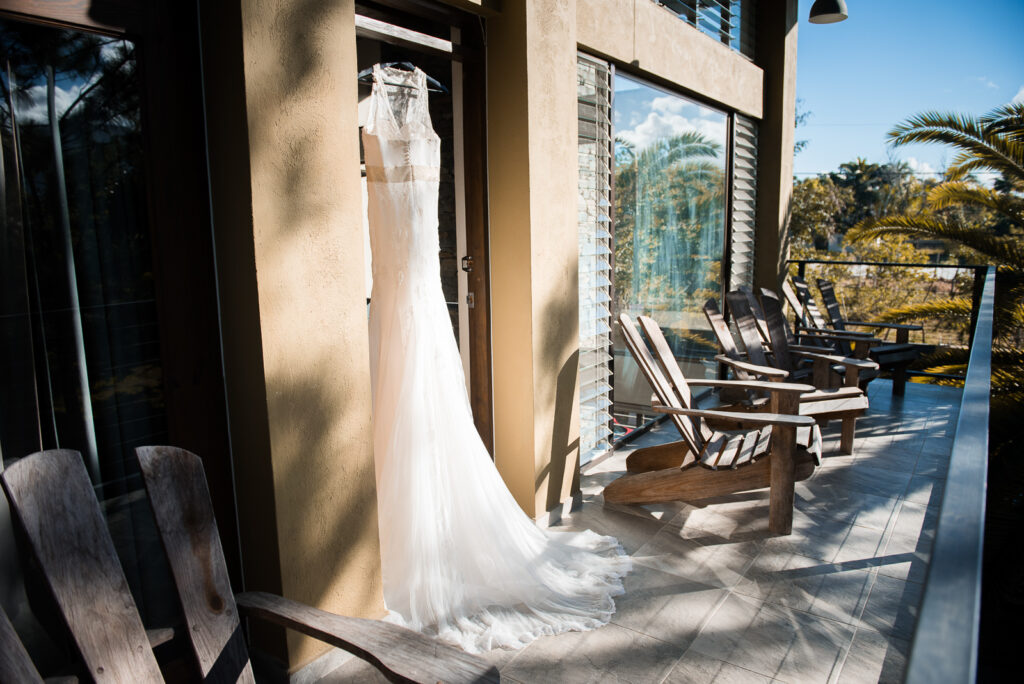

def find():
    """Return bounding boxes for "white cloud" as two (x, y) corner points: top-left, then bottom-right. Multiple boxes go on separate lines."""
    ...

(905, 157), (936, 176)
(16, 82), (87, 124)
(976, 76), (998, 89)
(617, 98), (727, 154)
(1012, 85), (1024, 104)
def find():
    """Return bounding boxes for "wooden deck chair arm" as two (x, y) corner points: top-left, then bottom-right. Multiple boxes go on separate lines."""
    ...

(236, 592), (499, 684)
(687, 378), (816, 395)
(714, 354), (789, 380)
(789, 343), (834, 353)
(843, 320), (923, 331)
(794, 329), (881, 344)
(652, 405), (816, 428)
(796, 325), (877, 340)
(790, 350), (880, 371)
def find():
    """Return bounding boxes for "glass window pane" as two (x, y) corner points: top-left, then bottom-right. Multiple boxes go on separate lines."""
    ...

(612, 74), (727, 430)
(0, 18), (176, 633)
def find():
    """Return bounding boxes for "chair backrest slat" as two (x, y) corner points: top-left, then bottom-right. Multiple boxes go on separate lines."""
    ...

(0, 605), (43, 684)
(725, 291), (772, 368)
(0, 450), (164, 682)
(815, 279), (854, 355)
(816, 278), (847, 330)
(758, 289), (797, 372)
(618, 314), (704, 454)
(790, 275), (830, 330)
(638, 316), (712, 442)
(136, 446), (254, 684)
(737, 286), (770, 346)
(781, 280), (805, 327)
(702, 299), (747, 374)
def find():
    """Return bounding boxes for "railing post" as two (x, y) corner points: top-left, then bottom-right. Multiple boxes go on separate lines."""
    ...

(797, 260), (806, 280)
(969, 266), (985, 349)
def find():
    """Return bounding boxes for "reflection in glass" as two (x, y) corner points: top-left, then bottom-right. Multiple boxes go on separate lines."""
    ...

(612, 74), (726, 429)
(0, 19), (175, 633)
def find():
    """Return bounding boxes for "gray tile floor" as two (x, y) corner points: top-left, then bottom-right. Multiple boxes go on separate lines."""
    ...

(325, 379), (960, 683)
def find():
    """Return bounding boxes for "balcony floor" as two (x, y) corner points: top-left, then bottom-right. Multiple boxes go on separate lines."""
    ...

(326, 379), (961, 684)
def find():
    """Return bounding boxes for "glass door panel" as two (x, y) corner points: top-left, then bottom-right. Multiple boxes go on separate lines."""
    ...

(0, 18), (176, 631)
(612, 73), (728, 431)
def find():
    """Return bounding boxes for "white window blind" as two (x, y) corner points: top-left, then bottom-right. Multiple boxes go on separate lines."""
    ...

(729, 113), (758, 291)
(577, 54), (614, 465)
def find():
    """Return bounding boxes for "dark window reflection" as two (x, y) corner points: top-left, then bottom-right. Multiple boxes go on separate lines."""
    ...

(0, 19), (175, 639)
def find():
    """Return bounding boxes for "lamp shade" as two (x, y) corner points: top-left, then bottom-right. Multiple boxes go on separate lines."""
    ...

(809, 0), (848, 24)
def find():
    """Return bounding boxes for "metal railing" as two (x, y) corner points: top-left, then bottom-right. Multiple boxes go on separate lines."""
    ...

(904, 266), (994, 684)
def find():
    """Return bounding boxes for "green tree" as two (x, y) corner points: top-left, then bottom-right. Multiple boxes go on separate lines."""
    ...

(789, 175), (852, 250)
(846, 103), (1024, 452)
(828, 157), (918, 232)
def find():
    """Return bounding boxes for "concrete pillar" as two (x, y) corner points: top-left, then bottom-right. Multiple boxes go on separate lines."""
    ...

(199, 0), (384, 671)
(754, 0), (799, 290)
(487, 0), (582, 518)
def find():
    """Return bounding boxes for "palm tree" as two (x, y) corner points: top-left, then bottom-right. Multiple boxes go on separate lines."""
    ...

(845, 103), (1024, 452)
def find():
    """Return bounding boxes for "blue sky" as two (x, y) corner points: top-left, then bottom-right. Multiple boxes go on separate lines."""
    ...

(795, 0), (1024, 179)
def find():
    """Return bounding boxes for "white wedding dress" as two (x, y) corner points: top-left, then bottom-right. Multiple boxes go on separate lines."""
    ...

(362, 64), (631, 654)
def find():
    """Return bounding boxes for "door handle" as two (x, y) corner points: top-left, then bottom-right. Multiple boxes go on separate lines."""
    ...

(461, 255), (474, 273)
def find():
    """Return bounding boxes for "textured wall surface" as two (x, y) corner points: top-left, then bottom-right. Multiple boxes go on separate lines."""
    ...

(577, 0), (764, 118)
(203, 0), (384, 670)
(488, 0), (582, 518)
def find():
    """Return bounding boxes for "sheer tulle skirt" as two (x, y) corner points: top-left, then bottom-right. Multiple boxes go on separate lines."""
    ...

(369, 259), (631, 653)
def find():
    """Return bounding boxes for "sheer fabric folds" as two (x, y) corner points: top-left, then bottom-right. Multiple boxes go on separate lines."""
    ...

(362, 64), (631, 653)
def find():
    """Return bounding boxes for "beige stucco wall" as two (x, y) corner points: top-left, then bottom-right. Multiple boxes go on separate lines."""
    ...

(488, 0), (582, 518)
(754, 0), (800, 290)
(198, 0), (797, 670)
(577, 0), (764, 118)
(202, 0), (384, 671)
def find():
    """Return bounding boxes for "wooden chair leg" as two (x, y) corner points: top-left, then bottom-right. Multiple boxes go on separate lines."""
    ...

(892, 364), (908, 396)
(840, 416), (856, 454)
(768, 394), (799, 534)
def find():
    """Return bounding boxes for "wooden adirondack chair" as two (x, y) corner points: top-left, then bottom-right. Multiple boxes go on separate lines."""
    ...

(816, 278), (925, 395)
(709, 293), (872, 391)
(0, 449), (499, 684)
(704, 294), (875, 454)
(603, 314), (818, 535)
(756, 289), (876, 453)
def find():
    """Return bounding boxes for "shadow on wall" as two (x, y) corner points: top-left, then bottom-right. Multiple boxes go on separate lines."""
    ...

(536, 278), (582, 514)
(197, 0), (380, 669)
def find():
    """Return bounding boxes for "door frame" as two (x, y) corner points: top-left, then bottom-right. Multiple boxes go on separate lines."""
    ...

(356, 0), (493, 453)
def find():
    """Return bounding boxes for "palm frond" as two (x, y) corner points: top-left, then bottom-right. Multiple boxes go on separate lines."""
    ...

(980, 102), (1024, 144)
(887, 110), (1024, 180)
(926, 182), (1024, 225)
(847, 215), (1024, 269)
(875, 297), (973, 327)
(920, 345), (970, 367)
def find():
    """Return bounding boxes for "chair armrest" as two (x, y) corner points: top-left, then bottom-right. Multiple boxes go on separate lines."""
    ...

(236, 592), (499, 684)
(714, 354), (789, 380)
(790, 350), (879, 371)
(652, 405), (816, 428)
(797, 325), (877, 338)
(688, 378), (816, 395)
(844, 320), (923, 331)
(795, 330), (881, 344)
(789, 343), (831, 353)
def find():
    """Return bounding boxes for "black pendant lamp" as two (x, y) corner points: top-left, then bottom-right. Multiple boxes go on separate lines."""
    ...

(809, 0), (849, 24)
